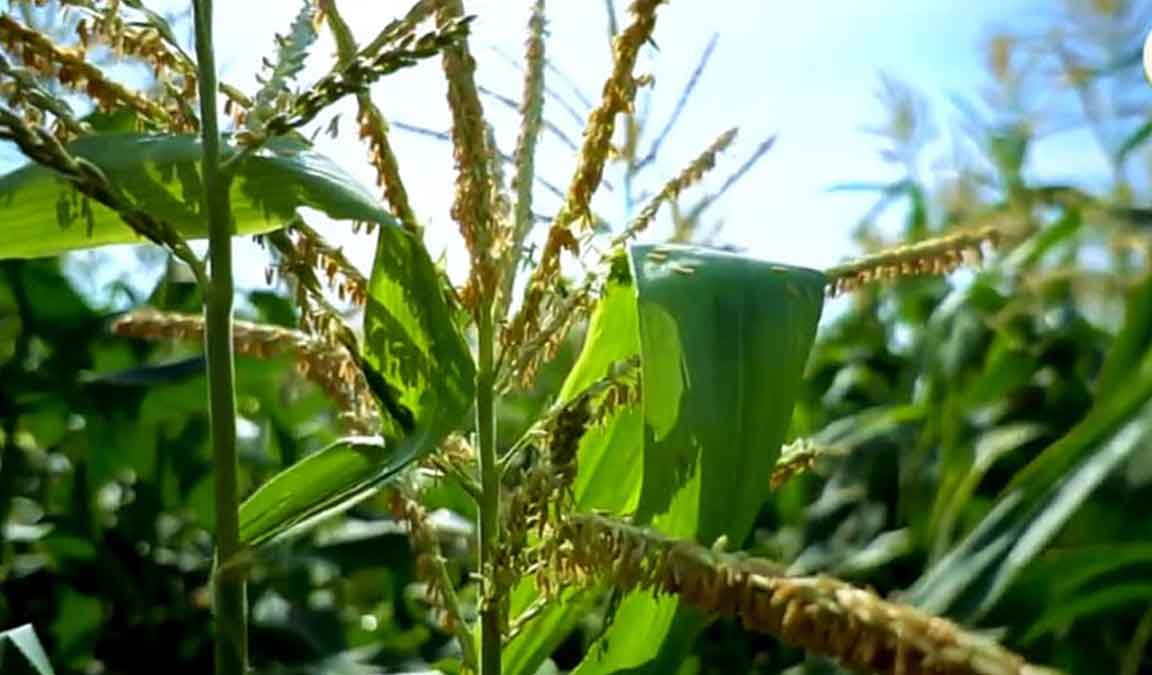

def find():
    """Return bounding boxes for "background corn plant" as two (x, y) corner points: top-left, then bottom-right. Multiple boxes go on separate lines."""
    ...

(0, 1), (1149, 675)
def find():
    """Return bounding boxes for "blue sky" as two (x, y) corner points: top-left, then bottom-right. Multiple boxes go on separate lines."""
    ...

(12, 0), (1123, 298)
(211, 0), (1049, 284)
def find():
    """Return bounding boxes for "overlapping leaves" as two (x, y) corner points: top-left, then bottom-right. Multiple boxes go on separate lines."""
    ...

(506, 245), (826, 674)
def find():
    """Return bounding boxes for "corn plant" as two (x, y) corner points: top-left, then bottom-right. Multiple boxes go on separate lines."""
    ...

(0, 1), (1070, 674)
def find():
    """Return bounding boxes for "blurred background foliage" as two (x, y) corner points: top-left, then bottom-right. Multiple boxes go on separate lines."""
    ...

(5, 0), (1152, 674)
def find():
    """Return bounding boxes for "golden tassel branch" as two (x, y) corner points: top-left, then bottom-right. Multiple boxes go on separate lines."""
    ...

(825, 226), (1000, 297)
(544, 514), (1059, 675)
(111, 309), (380, 434)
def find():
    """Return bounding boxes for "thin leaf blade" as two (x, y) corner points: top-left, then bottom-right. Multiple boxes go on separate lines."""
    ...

(0, 624), (55, 675)
(907, 403), (1152, 619)
(238, 436), (391, 548)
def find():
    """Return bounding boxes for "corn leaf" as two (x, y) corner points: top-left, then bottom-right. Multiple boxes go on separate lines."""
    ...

(506, 245), (826, 674)
(1016, 545), (1152, 643)
(359, 224), (476, 469)
(0, 624), (55, 675)
(503, 255), (644, 675)
(238, 436), (391, 548)
(239, 224), (473, 549)
(906, 397), (1152, 620)
(0, 133), (397, 259)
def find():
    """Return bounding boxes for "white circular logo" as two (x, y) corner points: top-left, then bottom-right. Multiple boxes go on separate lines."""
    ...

(1145, 29), (1152, 83)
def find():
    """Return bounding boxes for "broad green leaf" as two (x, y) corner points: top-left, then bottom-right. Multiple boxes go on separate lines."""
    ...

(557, 254), (639, 403)
(629, 244), (825, 542)
(359, 224), (475, 469)
(573, 244), (825, 674)
(239, 224), (475, 548)
(0, 133), (398, 259)
(562, 254), (647, 515)
(0, 625), (55, 675)
(507, 246), (825, 674)
(572, 408), (644, 514)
